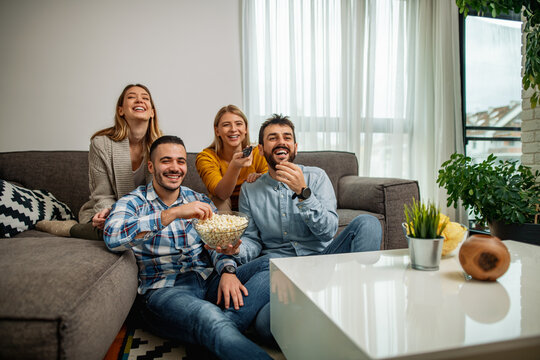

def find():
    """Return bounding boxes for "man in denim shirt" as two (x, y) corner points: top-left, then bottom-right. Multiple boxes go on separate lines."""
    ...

(104, 135), (271, 360)
(218, 114), (382, 344)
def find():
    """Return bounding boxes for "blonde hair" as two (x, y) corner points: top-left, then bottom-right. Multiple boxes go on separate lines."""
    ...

(208, 105), (250, 156)
(92, 84), (163, 156)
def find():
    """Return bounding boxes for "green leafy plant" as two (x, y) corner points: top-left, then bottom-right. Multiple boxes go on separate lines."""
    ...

(437, 153), (540, 226)
(404, 199), (448, 238)
(455, 0), (540, 107)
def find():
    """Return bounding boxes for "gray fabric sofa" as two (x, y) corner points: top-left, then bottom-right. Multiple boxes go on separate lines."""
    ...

(0, 150), (419, 359)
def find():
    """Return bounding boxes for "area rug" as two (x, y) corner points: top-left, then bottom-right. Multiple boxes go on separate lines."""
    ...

(104, 323), (285, 360)
(104, 324), (186, 360)
(119, 327), (186, 360)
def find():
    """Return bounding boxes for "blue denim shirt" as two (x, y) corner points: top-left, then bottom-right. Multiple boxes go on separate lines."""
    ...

(236, 165), (338, 264)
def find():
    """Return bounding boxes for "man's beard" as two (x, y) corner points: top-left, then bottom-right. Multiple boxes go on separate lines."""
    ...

(155, 170), (184, 192)
(264, 145), (296, 171)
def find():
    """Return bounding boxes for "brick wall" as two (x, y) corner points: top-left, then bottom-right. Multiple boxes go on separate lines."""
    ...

(521, 20), (540, 177)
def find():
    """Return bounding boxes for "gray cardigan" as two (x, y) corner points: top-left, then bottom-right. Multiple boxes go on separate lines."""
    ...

(78, 135), (152, 223)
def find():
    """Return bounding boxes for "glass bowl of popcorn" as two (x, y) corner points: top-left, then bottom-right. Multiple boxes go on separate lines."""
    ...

(193, 211), (249, 249)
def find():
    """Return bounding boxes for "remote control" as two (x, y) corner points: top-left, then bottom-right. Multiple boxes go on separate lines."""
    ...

(242, 146), (253, 157)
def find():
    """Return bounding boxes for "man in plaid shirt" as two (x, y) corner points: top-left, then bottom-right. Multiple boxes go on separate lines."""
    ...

(104, 135), (271, 360)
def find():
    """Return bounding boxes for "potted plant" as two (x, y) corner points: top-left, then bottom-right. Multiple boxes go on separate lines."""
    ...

(456, 0), (540, 107)
(403, 199), (449, 271)
(437, 153), (540, 244)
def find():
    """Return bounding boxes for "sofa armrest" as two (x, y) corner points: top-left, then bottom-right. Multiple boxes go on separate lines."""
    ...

(338, 176), (420, 249)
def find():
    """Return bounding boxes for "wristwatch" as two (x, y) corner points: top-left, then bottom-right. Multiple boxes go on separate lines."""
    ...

(292, 187), (312, 200)
(222, 265), (237, 275)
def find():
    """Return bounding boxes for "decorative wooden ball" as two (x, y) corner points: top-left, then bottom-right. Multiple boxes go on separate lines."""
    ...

(458, 234), (510, 281)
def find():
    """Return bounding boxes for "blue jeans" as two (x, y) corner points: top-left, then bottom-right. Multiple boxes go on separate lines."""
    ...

(140, 256), (272, 360)
(323, 214), (382, 254)
(255, 214), (382, 344)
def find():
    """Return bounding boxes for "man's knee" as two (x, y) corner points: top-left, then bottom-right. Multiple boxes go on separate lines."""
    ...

(351, 214), (380, 230)
(193, 303), (236, 338)
(350, 214), (382, 251)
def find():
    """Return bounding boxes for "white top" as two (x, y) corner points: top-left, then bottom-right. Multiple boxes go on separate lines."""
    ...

(270, 240), (540, 359)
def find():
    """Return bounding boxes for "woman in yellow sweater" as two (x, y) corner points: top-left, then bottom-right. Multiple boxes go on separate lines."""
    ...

(196, 105), (267, 211)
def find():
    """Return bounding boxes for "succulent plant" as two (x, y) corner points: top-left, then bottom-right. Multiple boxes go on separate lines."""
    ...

(404, 199), (448, 239)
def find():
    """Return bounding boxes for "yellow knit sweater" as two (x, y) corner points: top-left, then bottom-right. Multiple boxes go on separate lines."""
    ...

(195, 147), (268, 210)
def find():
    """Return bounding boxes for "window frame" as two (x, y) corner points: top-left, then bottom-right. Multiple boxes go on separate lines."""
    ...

(459, 11), (523, 154)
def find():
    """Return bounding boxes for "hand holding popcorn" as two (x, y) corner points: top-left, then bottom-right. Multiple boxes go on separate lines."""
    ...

(194, 212), (248, 249)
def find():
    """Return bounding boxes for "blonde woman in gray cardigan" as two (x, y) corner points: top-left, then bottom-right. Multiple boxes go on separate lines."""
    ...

(36, 84), (163, 239)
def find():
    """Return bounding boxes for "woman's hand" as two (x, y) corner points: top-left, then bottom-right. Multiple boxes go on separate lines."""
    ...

(246, 172), (262, 183)
(214, 147), (254, 200)
(217, 273), (248, 310)
(92, 208), (111, 229)
(229, 149), (253, 169)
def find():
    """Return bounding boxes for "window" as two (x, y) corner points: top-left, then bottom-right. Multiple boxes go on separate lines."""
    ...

(460, 12), (523, 230)
(461, 13), (522, 164)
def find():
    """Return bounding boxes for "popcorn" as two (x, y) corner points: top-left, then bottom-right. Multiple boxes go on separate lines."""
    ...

(438, 214), (468, 256)
(441, 222), (467, 256)
(194, 213), (249, 248)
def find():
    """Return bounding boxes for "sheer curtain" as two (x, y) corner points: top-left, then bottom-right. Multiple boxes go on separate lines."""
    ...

(242, 0), (465, 221)
(405, 0), (466, 222)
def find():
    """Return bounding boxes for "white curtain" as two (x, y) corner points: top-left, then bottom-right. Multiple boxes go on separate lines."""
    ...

(242, 0), (466, 222)
(405, 0), (467, 222)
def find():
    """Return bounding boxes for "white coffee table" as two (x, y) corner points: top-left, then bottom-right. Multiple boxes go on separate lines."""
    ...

(270, 240), (540, 359)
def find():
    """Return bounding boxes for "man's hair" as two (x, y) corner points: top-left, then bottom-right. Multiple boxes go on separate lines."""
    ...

(149, 135), (185, 160)
(258, 114), (296, 145)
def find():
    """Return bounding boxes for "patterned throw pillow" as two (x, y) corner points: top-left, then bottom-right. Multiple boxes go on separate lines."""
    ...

(0, 180), (74, 238)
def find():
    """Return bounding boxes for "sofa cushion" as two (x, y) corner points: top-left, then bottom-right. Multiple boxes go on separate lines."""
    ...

(12, 229), (53, 238)
(186, 153), (208, 194)
(0, 151), (90, 220)
(0, 180), (74, 238)
(295, 151), (358, 194)
(0, 236), (138, 360)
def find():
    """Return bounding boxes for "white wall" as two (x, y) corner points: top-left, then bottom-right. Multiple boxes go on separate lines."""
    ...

(0, 0), (242, 153)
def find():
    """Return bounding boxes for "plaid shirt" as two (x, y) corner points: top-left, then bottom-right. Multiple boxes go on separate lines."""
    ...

(104, 182), (235, 294)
